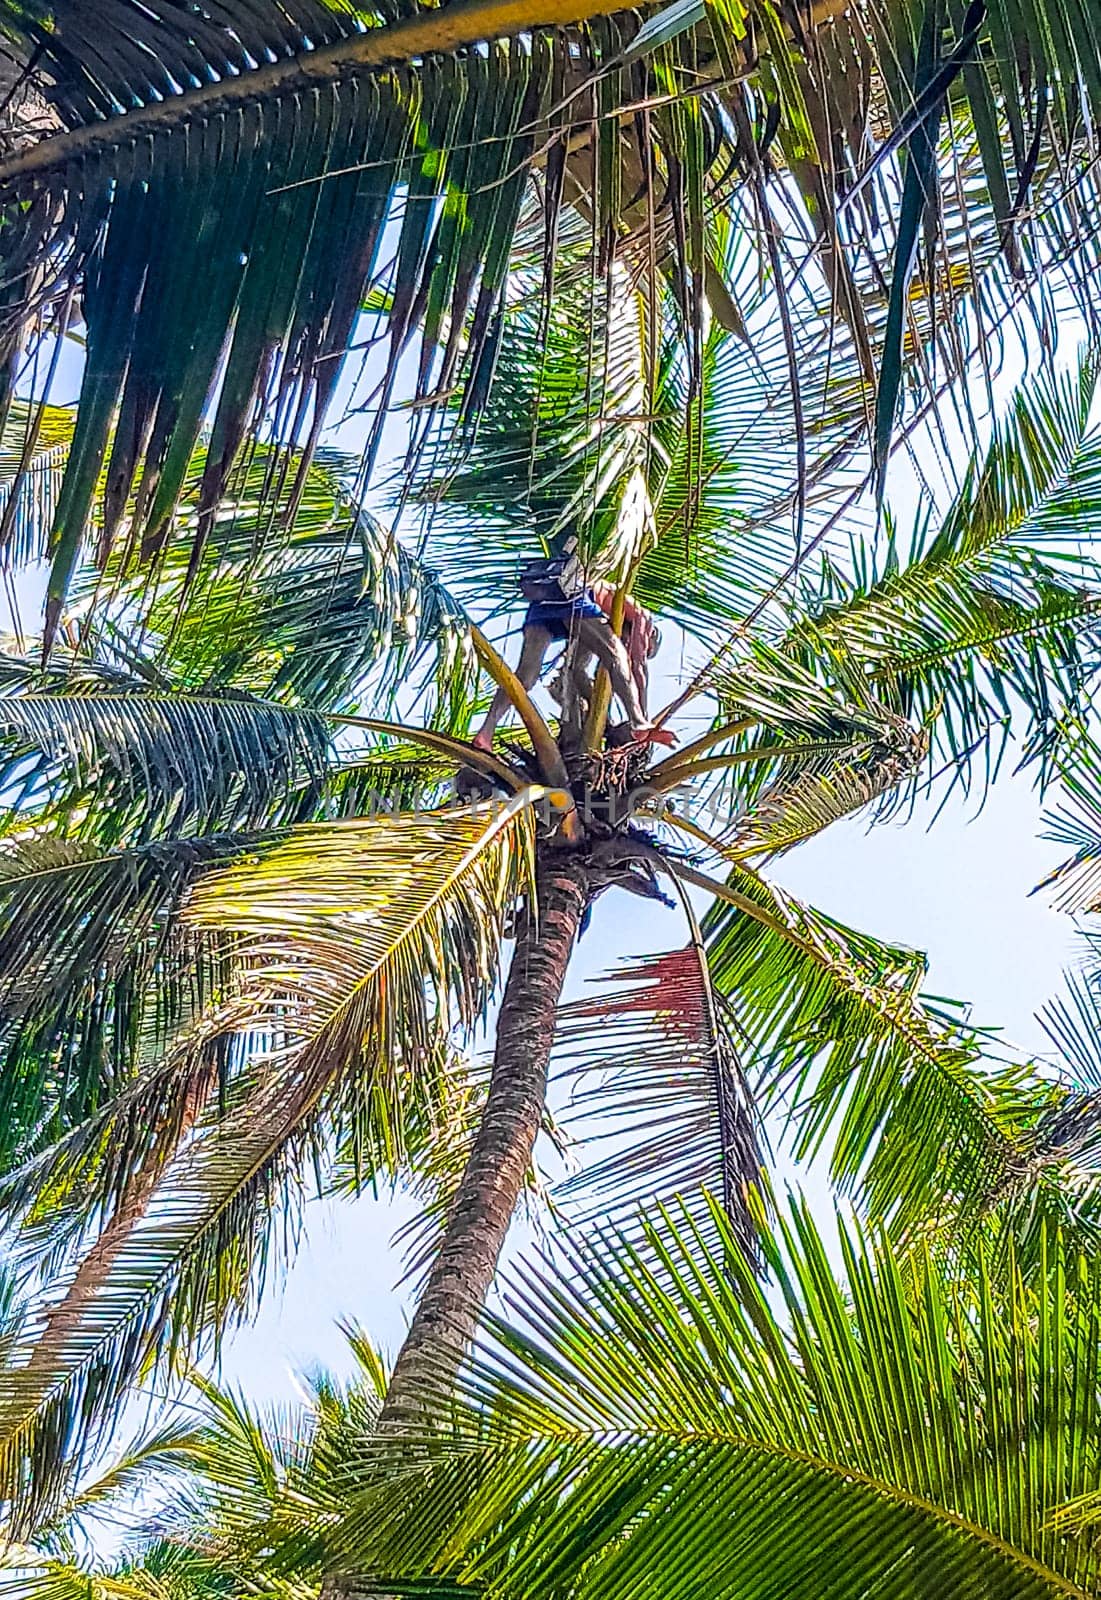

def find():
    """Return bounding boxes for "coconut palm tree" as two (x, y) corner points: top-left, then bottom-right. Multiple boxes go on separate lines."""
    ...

(1, 0), (1101, 1561)
(2, 289), (1101, 1546)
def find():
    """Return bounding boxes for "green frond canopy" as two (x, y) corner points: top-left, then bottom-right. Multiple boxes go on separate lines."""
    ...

(106, 452), (479, 723)
(3, 0), (1101, 1541)
(2, 1328), (392, 1596)
(2, 0), (1101, 642)
(0, 400), (70, 570)
(59, 439), (480, 727)
(0, 830), (248, 1171)
(327, 1202), (1101, 1600)
(19, 1208), (1101, 1600)
(367, 1055), (498, 1289)
(407, 232), (869, 643)
(706, 353), (1101, 808)
(0, 655), (333, 841)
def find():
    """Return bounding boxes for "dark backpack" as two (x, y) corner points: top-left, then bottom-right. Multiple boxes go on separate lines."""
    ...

(519, 546), (586, 604)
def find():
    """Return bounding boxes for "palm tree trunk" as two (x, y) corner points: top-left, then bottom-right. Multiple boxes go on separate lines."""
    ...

(379, 846), (589, 1429)
(26, 1175), (158, 1373)
(25, 1086), (210, 1373)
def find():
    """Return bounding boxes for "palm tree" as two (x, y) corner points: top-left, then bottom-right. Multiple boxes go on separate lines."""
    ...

(2, 0), (1101, 1528)
(2, 307), (1101, 1539)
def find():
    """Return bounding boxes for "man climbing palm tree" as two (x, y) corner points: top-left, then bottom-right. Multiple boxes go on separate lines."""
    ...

(471, 550), (673, 750)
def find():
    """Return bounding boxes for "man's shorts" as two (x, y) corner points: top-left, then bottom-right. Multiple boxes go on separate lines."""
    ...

(524, 591), (605, 640)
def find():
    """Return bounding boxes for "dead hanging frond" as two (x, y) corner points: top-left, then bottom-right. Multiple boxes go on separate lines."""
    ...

(552, 942), (767, 1261)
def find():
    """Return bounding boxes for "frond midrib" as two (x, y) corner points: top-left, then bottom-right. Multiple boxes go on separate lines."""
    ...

(0, 0), (641, 187)
(0, 832), (279, 890)
(866, 589), (1101, 678)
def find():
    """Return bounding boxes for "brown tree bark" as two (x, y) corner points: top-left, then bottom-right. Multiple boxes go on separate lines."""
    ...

(379, 845), (590, 1430)
(25, 1077), (211, 1374)
(25, 1171), (160, 1374)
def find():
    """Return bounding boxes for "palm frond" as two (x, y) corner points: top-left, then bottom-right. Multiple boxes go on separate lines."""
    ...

(24, 1415), (204, 1557)
(775, 353), (1101, 800)
(122, 480), (478, 728)
(334, 1201), (1101, 1600)
(0, 400), (72, 571)
(1038, 967), (1101, 1092)
(701, 864), (1099, 1253)
(410, 233), (864, 643)
(0, 1029), (231, 1295)
(371, 1057), (502, 1290)
(2, 0), (1101, 644)
(322, 749), (459, 820)
(0, 654), (332, 841)
(725, 734), (928, 857)
(657, 643), (926, 855)
(0, 9), (672, 640)
(0, 1542), (234, 1600)
(1036, 733), (1101, 915)
(0, 800), (534, 1524)
(0, 831), (253, 1171)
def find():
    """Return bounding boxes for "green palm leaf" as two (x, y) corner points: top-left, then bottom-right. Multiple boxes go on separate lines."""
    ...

(654, 640), (927, 857)
(0, 8), (652, 640)
(410, 238), (864, 642)
(0, 399), (72, 570)
(334, 1200), (1101, 1600)
(1036, 734), (1101, 916)
(1, 1330), (391, 1598)
(773, 353), (1101, 798)
(0, 1545), (230, 1600)
(17, 1415), (204, 1558)
(88, 448), (479, 725)
(0, 831), (251, 1170)
(164, 513), (475, 727)
(362, 1055), (500, 1289)
(701, 865), (1101, 1254)
(0, 655), (332, 841)
(3, 0), (1101, 644)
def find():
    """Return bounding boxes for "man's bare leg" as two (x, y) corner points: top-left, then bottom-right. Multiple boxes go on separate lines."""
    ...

(472, 625), (555, 750)
(575, 616), (674, 744)
(557, 641), (595, 739)
(635, 656), (650, 718)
